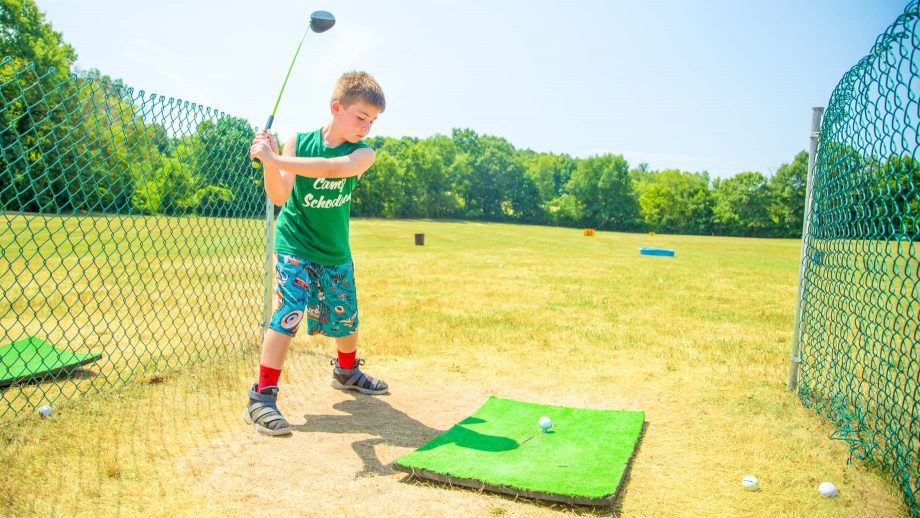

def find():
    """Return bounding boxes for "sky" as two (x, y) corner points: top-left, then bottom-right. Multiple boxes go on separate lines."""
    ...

(34, 0), (909, 178)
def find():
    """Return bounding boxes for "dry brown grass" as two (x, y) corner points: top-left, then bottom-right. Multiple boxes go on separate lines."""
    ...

(0, 218), (909, 517)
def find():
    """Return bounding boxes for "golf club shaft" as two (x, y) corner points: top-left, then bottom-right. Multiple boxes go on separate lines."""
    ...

(253, 26), (310, 168)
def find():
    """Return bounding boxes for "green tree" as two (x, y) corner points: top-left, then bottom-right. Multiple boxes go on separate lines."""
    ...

(73, 70), (164, 213)
(352, 149), (401, 217)
(132, 142), (199, 215)
(194, 116), (258, 216)
(564, 154), (640, 230)
(0, 0), (75, 73)
(769, 150), (809, 237)
(457, 135), (535, 222)
(464, 139), (510, 220)
(398, 137), (460, 218)
(500, 152), (543, 224)
(451, 128), (482, 156)
(365, 135), (418, 157)
(551, 193), (583, 227)
(712, 172), (773, 236)
(0, 0), (78, 212)
(638, 182), (676, 231)
(524, 152), (576, 205)
(635, 169), (713, 234)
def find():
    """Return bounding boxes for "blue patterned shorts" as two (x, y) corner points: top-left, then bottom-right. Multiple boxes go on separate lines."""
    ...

(269, 253), (359, 338)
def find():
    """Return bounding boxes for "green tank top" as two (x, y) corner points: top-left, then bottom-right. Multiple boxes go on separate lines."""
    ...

(273, 129), (369, 265)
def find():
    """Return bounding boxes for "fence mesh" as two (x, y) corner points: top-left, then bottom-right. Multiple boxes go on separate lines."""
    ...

(0, 56), (265, 420)
(797, 2), (920, 514)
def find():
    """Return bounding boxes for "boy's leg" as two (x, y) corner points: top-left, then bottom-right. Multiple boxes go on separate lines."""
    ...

(259, 329), (293, 387)
(259, 328), (292, 388)
(331, 332), (388, 395)
(311, 260), (388, 395)
(244, 253), (311, 436)
(244, 330), (295, 436)
(335, 332), (357, 368)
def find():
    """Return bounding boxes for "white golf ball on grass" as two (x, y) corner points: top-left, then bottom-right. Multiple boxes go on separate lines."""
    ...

(538, 416), (553, 432)
(818, 481), (837, 497)
(741, 475), (760, 491)
(38, 405), (52, 418)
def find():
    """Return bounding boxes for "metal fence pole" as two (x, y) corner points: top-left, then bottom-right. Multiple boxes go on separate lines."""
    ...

(261, 196), (275, 338)
(787, 106), (825, 391)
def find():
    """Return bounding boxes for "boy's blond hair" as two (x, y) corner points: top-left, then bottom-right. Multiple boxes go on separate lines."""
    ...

(331, 71), (385, 112)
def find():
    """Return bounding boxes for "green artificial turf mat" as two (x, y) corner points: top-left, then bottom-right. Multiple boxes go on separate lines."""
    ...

(394, 396), (645, 506)
(0, 336), (102, 387)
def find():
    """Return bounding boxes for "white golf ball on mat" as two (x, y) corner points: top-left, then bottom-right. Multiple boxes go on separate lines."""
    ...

(741, 475), (760, 491)
(538, 416), (553, 432)
(818, 481), (837, 497)
(38, 405), (52, 418)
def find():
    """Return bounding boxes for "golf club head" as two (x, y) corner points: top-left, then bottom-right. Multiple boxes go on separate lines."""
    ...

(310, 10), (335, 33)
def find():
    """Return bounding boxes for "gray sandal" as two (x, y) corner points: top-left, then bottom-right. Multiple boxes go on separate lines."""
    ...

(330, 358), (389, 395)
(243, 384), (292, 436)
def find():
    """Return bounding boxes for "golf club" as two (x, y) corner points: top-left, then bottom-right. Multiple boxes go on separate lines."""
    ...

(252, 10), (335, 168)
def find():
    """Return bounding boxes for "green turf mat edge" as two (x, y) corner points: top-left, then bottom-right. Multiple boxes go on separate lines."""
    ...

(0, 336), (102, 387)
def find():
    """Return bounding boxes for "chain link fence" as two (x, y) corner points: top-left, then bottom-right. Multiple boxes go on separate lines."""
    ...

(1, 56), (266, 420)
(795, 2), (920, 514)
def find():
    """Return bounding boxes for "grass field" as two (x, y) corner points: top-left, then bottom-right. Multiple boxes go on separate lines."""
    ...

(0, 213), (263, 415)
(0, 217), (909, 517)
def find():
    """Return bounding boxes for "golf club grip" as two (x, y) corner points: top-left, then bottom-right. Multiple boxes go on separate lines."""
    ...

(251, 115), (275, 169)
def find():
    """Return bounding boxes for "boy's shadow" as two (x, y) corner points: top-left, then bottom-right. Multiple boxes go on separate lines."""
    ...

(291, 394), (517, 478)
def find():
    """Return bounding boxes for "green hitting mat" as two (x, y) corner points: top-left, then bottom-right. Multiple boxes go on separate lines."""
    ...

(0, 336), (102, 387)
(394, 396), (645, 506)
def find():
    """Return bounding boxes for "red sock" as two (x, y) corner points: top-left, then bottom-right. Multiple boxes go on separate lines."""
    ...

(257, 365), (282, 391)
(337, 350), (356, 370)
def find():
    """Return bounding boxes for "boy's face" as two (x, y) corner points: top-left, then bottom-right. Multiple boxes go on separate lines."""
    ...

(332, 101), (380, 143)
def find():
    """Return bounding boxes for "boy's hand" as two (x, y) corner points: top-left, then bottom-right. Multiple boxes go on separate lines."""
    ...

(250, 130), (279, 163)
(255, 130), (279, 152)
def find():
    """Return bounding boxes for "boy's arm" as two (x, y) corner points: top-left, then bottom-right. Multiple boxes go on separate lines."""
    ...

(258, 147), (377, 180)
(261, 135), (297, 206)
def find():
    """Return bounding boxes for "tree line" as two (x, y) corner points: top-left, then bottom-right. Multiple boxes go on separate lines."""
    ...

(353, 131), (812, 238)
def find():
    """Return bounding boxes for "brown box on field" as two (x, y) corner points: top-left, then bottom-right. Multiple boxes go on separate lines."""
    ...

(415, 233), (425, 246)
(583, 228), (596, 237)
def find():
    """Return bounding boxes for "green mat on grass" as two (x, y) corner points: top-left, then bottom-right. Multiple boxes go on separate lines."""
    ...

(394, 396), (645, 506)
(0, 336), (102, 387)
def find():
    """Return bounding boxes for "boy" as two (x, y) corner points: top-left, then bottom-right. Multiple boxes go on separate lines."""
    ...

(244, 71), (387, 437)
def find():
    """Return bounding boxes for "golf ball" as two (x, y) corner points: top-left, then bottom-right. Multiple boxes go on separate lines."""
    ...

(741, 475), (760, 491)
(818, 481), (837, 497)
(538, 416), (553, 432)
(38, 405), (52, 418)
